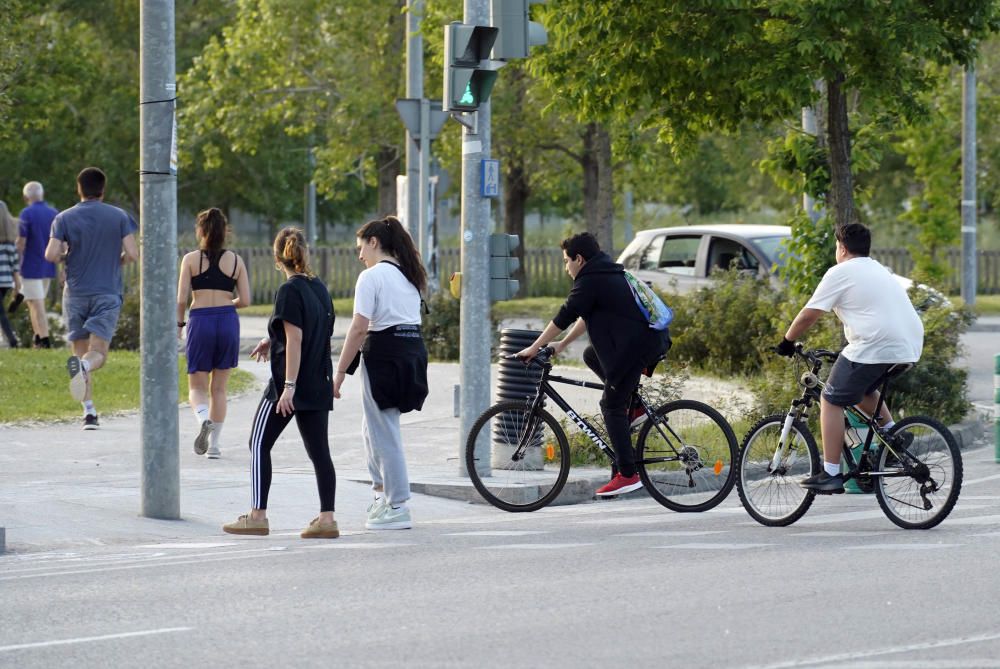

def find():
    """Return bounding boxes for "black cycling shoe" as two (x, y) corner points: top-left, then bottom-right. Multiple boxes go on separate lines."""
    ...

(889, 429), (914, 451)
(799, 472), (845, 494)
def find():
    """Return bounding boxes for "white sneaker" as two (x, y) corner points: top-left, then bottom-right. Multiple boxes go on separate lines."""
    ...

(194, 420), (214, 455)
(365, 504), (412, 530)
(205, 444), (221, 459)
(366, 498), (387, 521)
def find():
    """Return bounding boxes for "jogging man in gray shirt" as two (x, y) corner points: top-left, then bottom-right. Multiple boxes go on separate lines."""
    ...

(45, 167), (139, 429)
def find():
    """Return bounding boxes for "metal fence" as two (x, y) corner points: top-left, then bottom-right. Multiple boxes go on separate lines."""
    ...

(123, 245), (1000, 300)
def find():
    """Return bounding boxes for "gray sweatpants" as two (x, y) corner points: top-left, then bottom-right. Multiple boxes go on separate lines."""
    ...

(361, 357), (411, 505)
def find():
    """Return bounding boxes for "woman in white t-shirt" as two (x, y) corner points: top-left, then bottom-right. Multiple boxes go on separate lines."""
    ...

(334, 216), (428, 530)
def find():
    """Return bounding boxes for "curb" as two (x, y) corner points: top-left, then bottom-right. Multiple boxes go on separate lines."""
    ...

(0, 527), (5, 555)
(968, 323), (1000, 333)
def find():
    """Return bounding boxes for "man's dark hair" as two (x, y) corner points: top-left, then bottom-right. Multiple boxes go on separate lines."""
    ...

(561, 232), (601, 261)
(836, 223), (871, 257)
(77, 167), (106, 199)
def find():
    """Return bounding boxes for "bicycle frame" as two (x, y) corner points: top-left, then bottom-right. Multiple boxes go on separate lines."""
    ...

(771, 347), (917, 484)
(514, 351), (690, 468)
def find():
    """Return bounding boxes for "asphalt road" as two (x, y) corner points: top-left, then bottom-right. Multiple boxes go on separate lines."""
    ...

(3, 442), (1000, 669)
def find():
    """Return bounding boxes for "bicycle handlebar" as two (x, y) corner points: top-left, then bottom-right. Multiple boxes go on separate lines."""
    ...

(502, 345), (555, 368)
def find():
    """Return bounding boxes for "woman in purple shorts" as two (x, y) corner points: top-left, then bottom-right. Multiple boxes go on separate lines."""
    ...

(176, 208), (251, 458)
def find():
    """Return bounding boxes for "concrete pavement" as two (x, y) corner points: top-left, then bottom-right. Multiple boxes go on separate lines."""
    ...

(0, 312), (994, 555)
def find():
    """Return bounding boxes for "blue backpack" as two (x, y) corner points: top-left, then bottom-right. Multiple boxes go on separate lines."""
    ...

(624, 271), (673, 331)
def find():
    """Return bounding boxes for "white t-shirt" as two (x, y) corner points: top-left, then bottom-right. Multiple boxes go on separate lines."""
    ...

(805, 256), (923, 364)
(353, 261), (422, 331)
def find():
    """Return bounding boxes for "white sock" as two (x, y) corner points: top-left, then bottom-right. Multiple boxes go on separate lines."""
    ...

(82, 400), (96, 417)
(882, 420), (895, 430)
(390, 503), (408, 510)
(824, 461), (841, 477)
(194, 404), (209, 426)
(210, 421), (223, 448)
(81, 358), (91, 372)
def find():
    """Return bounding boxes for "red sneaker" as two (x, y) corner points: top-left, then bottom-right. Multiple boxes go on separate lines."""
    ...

(595, 473), (643, 497)
(628, 405), (647, 431)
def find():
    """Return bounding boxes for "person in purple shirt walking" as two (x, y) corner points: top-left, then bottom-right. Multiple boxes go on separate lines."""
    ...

(44, 167), (140, 430)
(17, 181), (59, 348)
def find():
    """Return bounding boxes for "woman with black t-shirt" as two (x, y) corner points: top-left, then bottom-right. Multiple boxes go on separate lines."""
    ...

(223, 227), (339, 539)
(333, 216), (428, 531)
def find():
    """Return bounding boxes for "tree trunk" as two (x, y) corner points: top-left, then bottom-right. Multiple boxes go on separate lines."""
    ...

(582, 123), (599, 238)
(581, 122), (614, 253)
(376, 146), (399, 217)
(595, 123), (614, 254)
(826, 73), (858, 228)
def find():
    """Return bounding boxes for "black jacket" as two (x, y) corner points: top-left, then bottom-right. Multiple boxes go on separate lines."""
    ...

(359, 325), (429, 413)
(552, 252), (668, 386)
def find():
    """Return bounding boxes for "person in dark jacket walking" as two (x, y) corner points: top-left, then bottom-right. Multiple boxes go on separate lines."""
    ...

(516, 232), (669, 496)
(333, 215), (428, 530)
(223, 227), (339, 539)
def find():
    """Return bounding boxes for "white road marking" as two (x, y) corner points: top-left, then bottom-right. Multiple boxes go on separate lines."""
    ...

(476, 543), (593, 550)
(936, 513), (1000, 526)
(614, 530), (726, 537)
(962, 472), (1000, 486)
(656, 543), (774, 550)
(790, 530), (892, 537)
(0, 548), (287, 581)
(135, 542), (236, 549)
(795, 505), (987, 525)
(842, 543), (960, 551)
(0, 627), (191, 654)
(740, 630), (1000, 669)
(307, 543), (417, 549)
(445, 530), (548, 536)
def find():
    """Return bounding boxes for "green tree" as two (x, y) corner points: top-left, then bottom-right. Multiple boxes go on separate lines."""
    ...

(533, 0), (1000, 284)
(180, 0), (406, 221)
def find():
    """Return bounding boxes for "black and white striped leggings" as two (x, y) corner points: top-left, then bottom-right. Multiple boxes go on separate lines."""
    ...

(249, 395), (336, 512)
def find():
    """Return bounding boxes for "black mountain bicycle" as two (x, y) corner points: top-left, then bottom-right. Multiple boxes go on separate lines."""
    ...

(736, 344), (962, 529)
(464, 347), (739, 512)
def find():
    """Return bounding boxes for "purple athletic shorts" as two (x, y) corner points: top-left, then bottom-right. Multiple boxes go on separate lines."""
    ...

(186, 305), (240, 373)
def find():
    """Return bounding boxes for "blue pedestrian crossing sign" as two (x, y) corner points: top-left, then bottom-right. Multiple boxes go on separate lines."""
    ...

(481, 159), (500, 198)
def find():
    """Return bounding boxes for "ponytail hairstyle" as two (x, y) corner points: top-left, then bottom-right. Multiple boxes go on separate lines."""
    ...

(356, 215), (427, 293)
(0, 201), (17, 244)
(195, 207), (228, 253)
(273, 226), (312, 276)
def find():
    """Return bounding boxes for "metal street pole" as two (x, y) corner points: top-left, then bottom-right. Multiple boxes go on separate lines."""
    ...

(405, 0), (423, 236)
(139, 0), (179, 519)
(961, 63), (977, 306)
(459, 0), (492, 476)
(419, 97), (432, 282)
(304, 148), (317, 245)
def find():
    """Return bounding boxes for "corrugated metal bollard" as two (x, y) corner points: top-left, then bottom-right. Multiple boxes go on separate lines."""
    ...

(995, 353), (1000, 463)
(494, 329), (545, 470)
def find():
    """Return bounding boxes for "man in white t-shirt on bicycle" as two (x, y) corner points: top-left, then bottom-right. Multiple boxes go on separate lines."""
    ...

(775, 222), (923, 494)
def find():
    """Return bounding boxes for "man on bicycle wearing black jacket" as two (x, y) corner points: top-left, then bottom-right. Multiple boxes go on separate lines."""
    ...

(776, 223), (923, 494)
(516, 232), (670, 496)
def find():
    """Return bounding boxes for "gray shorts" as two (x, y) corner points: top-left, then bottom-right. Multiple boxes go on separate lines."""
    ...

(64, 293), (123, 342)
(821, 357), (895, 407)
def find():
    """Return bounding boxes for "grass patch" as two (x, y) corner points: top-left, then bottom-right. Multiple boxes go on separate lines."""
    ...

(241, 297), (354, 318)
(0, 350), (258, 423)
(491, 297), (564, 320)
(970, 294), (1000, 316)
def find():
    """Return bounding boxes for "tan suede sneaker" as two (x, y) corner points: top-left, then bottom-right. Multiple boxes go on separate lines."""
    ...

(223, 513), (269, 536)
(300, 517), (339, 539)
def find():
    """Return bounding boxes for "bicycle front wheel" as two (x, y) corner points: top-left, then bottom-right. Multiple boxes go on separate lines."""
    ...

(875, 416), (962, 530)
(464, 400), (570, 512)
(737, 414), (820, 526)
(636, 399), (738, 512)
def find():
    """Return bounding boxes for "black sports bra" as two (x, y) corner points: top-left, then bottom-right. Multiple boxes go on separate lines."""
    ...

(191, 250), (238, 292)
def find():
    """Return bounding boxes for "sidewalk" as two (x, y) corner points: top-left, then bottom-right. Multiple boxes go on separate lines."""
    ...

(1, 313), (993, 555)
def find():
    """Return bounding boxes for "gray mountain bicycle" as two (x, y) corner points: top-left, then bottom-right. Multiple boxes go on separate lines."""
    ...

(464, 347), (739, 512)
(736, 344), (962, 529)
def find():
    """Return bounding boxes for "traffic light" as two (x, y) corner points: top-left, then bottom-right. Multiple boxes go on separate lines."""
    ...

(443, 22), (499, 113)
(490, 0), (548, 60)
(489, 233), (520, 301)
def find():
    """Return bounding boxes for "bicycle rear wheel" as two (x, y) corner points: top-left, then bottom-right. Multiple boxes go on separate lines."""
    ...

(875, 416), (962, 529)
(636, 399), (738, 512)
(737, 414), (820, 526)
(464, 400), (570, 512)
